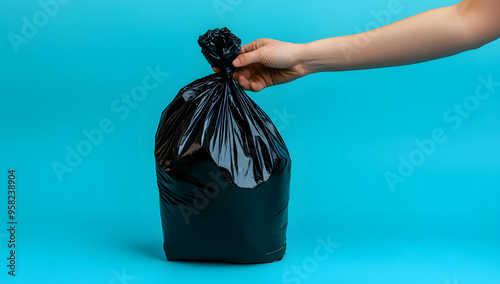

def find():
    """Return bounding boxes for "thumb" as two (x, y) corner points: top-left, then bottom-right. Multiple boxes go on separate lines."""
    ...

(232, 50), (262, 68)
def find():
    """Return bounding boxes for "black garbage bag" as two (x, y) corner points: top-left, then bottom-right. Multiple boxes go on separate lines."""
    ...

(154, 28), (291, 264)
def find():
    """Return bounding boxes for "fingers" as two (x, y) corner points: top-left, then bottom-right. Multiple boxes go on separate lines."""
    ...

(233, 67), (266, 92)
(233, 38), (270, 68)
(237, 75), (251, 90)
(233, 67), (251, 81)
(212, 67), (221, 73)
(249, 81), (266, 92)
(236, 75), (265, 92)
(233, 50), (262, 68)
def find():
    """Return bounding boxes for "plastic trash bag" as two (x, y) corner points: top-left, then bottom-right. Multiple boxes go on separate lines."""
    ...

(154, 28), (291, 264)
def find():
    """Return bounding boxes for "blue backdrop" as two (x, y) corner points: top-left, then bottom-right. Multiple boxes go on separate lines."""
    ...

(1, 0), (499, 283)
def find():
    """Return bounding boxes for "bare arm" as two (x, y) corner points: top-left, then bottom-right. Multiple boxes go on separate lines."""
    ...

(302, 0), (500, 72)
(231, 0), (500, 91)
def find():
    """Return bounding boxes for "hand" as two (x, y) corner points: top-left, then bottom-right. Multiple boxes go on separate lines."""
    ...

(213, 39), (308, 92)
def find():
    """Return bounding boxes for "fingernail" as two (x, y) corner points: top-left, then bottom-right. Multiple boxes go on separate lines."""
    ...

(233, 57), (240, 67)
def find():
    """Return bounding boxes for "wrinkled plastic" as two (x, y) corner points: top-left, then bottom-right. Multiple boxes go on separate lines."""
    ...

(154, 28), (291, 264)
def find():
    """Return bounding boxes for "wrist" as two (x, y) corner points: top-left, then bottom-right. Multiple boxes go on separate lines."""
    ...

(298, 38), (346, 74)
(297, 40), (328, 75)
(296, 42), (314, 76)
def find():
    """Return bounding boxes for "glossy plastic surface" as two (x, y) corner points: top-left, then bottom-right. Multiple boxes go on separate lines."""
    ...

(154, 28), (291, 263)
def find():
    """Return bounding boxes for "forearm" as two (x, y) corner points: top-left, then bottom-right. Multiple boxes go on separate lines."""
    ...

(301, 3), (486, 73)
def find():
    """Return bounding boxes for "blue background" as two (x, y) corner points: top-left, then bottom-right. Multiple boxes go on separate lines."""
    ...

(1, 0), (499, 283)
